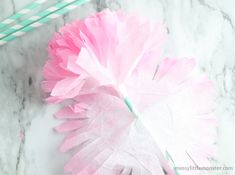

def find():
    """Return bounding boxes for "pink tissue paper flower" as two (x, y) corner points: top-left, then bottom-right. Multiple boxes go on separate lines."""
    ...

(42, 9), (217, 175)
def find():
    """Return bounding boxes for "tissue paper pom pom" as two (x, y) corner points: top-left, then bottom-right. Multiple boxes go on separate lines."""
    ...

(42, 9), (166, 103)
(42, 9), (217, 175)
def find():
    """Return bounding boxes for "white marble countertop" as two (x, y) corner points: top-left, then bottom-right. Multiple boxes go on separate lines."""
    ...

(0, 0), (234, 175)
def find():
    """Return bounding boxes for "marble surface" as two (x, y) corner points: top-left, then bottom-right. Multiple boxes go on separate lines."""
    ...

(0, 0), (234, 175)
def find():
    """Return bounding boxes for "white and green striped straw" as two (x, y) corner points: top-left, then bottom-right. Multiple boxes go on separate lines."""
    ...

(0, 0), (85, 39)
(0, 0), (89, 46)
(0, 0), (48, 32)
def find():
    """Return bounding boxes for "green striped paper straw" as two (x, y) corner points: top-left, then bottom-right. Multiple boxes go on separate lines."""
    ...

(0, 0), (83, 39)
(0, 0), (48, 32)
(0, 0), (89, 46)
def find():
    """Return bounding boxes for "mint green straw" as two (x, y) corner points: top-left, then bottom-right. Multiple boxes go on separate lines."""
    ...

(0, 0), (89, 46)
(0, 0), (48, 32)
(0, 0), (86, 40)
